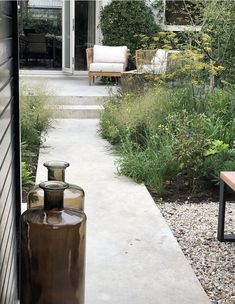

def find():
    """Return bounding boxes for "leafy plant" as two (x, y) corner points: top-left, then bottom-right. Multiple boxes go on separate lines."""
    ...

(166, 111), (209, 188)
(205, 140), (229, 157)
(204, 150), (235, 184)
(20, 82), (54, 155)
(21, 161), (34, 188)
(100, 0), (160, 67)
(100, 83), (235, 196)
(117, 135), (178, 196)
(201, 0), (235, 84)
(20, 82), (55, 192)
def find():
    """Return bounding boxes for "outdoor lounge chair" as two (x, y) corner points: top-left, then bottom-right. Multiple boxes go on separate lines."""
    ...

(136, 49), (180, 74)
(86, 45), (128, 85)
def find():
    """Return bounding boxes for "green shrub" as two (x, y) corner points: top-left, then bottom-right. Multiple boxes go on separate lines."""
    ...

(100, 86), (202, 146)
(100, 84), (235, 195)
(200, 89), (235, 145)
(204, 151), (235, 185)
(20, 82), (54, 155)
(202, 0), (235, 84)
(166, 111), (209, 186)
(117, 135), (178, 196)
(99, 97), (126, 145)
(20, 82), (55, 190)
(203, 140), (235, 184)
(21, 161), (34, 188)
(100, 0), (160, 67)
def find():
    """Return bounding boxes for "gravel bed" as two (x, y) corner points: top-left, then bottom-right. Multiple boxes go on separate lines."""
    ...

(157, 201), (235, 304)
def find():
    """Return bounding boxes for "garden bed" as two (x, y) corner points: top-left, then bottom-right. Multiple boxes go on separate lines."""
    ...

(20, 82), (54, 202)
(148, 179), (219, 203)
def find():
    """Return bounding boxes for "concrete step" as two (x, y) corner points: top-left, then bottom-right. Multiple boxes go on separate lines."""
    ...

(47, 95), (107, 105)
(23, 95), (107, 106)
(54, 105), (104, 119)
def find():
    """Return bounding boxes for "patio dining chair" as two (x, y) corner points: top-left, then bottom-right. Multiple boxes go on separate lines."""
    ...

(27, 33), (47, 63)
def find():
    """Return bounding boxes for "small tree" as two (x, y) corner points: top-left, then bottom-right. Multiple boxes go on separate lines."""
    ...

(201, 0), (235, 85)
(100, 0), (160, 67)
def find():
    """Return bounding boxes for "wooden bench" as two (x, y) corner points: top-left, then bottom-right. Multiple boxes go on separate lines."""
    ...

(218, 171), (235, 242)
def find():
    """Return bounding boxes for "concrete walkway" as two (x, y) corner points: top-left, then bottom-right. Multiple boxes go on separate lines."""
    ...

(36, 119), (210, 304)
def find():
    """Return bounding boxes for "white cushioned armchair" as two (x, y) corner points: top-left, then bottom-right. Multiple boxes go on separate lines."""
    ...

(86, 45), (128, 85)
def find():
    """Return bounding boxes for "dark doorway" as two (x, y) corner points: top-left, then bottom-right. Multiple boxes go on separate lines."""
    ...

(75, 0), (96, 70)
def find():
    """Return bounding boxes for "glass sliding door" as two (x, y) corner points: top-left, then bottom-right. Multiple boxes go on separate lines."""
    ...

(75, 0), (96, 70)
(62, 0), (75, 73)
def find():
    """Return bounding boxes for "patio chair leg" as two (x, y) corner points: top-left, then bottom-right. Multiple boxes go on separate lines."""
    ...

(93, 76), (95, 84)
(218, 180), (226, 241)
(89, 76), (92, 86)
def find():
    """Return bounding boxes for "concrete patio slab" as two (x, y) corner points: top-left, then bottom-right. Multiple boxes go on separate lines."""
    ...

(35, 119), (210, 304)
(20, 74), (117, 97)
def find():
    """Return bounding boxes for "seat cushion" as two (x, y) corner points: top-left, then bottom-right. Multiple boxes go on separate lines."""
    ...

(89, 62), (124, 73)
(93, 45), (127, 64)
(141, 64), (166, 74)
(151, 49), (168, 66)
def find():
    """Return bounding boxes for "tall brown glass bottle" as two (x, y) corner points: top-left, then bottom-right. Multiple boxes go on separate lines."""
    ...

(21, 181), (86, 304)
(28, 161), (84, 210)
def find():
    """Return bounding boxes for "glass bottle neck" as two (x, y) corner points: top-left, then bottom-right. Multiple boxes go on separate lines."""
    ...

(44, 190), (64, 211)
(48, 168), (65, 182)
(40, 181), (68, 211)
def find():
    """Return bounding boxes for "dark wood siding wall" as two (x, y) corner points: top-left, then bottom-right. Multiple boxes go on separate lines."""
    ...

(0, 1), (20, 303)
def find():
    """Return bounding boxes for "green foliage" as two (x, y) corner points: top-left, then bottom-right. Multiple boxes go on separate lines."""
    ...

(200, 89), (235, 145)
(117, 136), (178, 196)
(20, 82), (54, 190)
(167, 111), (209, 185)
(99, 96), (126, 145)
(19, 8), (62, 35)
(205, 140), (229, 157)
(20, 82), (54, 155)
(99, 1), (235, 196)
(100, 85), (235, 195)
(203, 139), (235, 184)
(138, 30), (224, 88)
(201, 0), (235, 84)
(137, 0), (235, 86)
(21, 161), (34, 188)
(204, 149), (235, 185)
(100, 0), (160, 66)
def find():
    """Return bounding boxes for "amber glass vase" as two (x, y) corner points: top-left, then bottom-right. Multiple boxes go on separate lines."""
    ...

(28, 161), (84, 210)
(21, 181), (86, 304)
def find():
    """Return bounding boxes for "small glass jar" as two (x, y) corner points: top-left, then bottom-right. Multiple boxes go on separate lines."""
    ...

(28, 161), (84, 210)
(21, 181), (86, 304)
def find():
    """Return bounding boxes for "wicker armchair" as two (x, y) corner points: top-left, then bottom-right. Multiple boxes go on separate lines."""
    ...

(136, 49), (180, 74)
(136, 49), (157, 71)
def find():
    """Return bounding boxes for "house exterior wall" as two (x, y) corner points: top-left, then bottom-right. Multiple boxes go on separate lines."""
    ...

(0, 1), (20, 303)
(28, 0), (63, 9)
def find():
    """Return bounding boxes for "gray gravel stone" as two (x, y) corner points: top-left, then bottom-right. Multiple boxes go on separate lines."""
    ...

(157, 201), (235, 304)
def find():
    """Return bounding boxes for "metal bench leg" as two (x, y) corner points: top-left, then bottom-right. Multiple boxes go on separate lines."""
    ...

(217, 181), (235, 242)
(217, 180), (226, 241)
